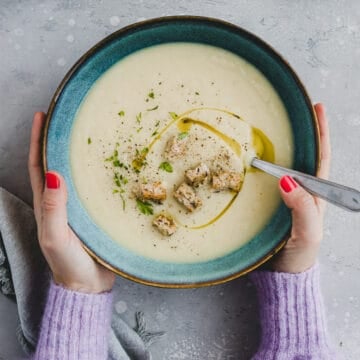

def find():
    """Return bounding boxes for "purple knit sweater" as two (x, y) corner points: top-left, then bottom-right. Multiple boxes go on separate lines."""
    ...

(32, 265), (337, 359)
(33, 283), (113, 359)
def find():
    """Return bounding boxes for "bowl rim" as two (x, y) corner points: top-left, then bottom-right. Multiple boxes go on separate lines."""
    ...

(43, 15), (320, 288)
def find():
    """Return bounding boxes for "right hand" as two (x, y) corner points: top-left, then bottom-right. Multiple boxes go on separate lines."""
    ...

(270, 103), (331, 273)
(28, 112), (116, 293)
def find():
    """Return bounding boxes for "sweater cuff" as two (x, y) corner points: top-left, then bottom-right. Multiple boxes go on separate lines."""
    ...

(34, 280), (113, 360)
(249, 264), (334, 356)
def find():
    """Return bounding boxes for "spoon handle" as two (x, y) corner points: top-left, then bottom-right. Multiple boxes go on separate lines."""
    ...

(251, 158), (360, 212)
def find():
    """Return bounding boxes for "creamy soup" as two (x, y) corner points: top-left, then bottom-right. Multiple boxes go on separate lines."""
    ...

(70, 43), (293, 263)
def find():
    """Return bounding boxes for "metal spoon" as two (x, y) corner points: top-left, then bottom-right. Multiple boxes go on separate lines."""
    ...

(251, 158), (360, 212)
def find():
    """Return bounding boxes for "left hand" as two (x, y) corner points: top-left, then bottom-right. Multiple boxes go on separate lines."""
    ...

(28, 112), (116, 293)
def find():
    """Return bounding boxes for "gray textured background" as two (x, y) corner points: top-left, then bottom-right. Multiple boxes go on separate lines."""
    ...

(1, 0), (359, 359)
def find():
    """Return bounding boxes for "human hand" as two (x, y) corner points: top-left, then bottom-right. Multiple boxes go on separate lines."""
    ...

(270, 103), (331, 273)
(28, 112), (115, 293)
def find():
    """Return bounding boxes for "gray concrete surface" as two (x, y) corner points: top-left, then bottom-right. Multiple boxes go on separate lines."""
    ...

(1, 0), (359, 359)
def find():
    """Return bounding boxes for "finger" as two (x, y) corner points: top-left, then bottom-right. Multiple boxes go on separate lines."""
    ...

(28, 112), (46, 218)
(279, 176), (320, 243)
(280, 176), (316, 213)
(314, 103), (331, 180)
(41, 171), (69, 249)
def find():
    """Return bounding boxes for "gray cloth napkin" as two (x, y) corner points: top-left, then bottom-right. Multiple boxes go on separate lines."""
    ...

(0, 187), (164, 360)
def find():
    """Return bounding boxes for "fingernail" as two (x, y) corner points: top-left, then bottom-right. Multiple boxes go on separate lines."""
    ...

(46, 172), (60, 189)
(280, 176), (297, 193)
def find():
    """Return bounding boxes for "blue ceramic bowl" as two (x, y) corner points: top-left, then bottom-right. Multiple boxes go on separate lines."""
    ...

(44, 16), (319, 288)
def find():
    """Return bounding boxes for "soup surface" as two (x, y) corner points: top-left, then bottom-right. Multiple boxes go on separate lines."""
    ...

(71, 42), (293, 263)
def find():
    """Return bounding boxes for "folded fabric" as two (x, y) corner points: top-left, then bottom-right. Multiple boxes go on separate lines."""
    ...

(0, 187), (164, 360)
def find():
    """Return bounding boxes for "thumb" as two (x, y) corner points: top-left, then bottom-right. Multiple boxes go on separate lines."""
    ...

(279, 176), (318, 236)
(41, 171), (68, 246)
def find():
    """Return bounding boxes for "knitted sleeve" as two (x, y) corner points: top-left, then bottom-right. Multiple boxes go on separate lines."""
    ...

(249, 265), (340, 359)
(32, 280), (113, 360)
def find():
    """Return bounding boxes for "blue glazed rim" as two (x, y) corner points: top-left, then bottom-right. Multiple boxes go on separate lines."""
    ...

(43, 16), (320, 288)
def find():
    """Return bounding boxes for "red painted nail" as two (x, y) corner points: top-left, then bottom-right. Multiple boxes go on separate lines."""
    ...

(46, 172), (60, 189)
(280, 176), (297, 193)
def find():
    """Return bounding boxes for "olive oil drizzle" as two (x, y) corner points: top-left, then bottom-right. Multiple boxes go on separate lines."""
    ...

(176, 192), (239, 230)
(178, 117), (242, 156)
(133, 107), (274, 229)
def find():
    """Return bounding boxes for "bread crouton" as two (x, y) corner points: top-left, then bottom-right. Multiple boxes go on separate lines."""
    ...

(174, 182), (202, 212)
(152, 214), (177, 236)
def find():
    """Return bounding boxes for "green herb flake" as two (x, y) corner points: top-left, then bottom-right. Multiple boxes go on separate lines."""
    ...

(159, 161), (173, 173)
(136, 127), (143, 133)
(105, 148), (118, 162)
(119, 174), (128, 184)
(151, 131), (158, 137)
(120, 194), (126, 210)
(113, 159), (121, 167)
(169, 112), (178, 120)
(136, 199), (154, 215)
(113, 189), (119, 194)
(136, 112), (142, 124)
(87, 137), (92, 144)
(195, 91), (200, 95)
(147, 105), (159, 111)
(178, 132), (189, 140)
(118, 110), (125, 117)
(148, 91), (155, 99)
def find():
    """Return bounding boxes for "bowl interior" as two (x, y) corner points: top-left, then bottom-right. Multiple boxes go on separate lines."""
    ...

(45, 17), (318, 287)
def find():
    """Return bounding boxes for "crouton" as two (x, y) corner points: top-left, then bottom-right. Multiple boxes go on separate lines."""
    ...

(212, 171), (244, 192)
(184, 163), (210, 187)
(152, 214), (177, 236)
(139, 181), (167, 202)
(164, 135), (188, 159)
(174, 183), (202, 212)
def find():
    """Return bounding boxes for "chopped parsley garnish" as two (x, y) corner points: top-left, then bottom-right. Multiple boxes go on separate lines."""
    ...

(147, 105), (159, 111)
(87, 137), (92, 144)
(136, 127), (143, 133)
(118, 110), (125, 117)
(178, 132), (189, 140)
(113, 189), (126, 210)
(136, 199), (154, 215)
(120, 194), (126, 210)
(105, 149), (119, 162)
(195, 91), (200, 95)
(112, 159), (128, 169)
(159, 161), (173, 173)
(105, 145), (128, 211)
(151, 120), (161, 137)
(169, 112), (178, 120)
(120, 174), (128, 184)
(147, 91), (155, 99)
(136, 112), (142, 124)
(113, 172), (128, 187)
